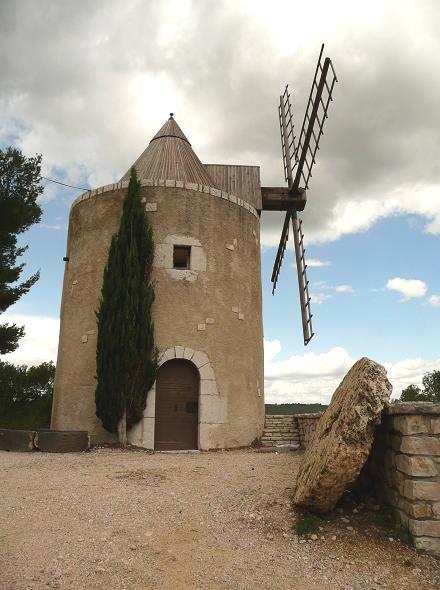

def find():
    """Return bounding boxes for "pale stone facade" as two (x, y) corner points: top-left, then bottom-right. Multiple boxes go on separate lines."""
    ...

(51, 179), (265, 449)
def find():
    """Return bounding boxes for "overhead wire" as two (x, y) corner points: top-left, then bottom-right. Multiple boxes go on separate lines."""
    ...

(41, 176), (89, 191)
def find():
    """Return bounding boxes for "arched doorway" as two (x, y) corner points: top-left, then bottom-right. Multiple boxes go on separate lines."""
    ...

(154, 359), (199, 450)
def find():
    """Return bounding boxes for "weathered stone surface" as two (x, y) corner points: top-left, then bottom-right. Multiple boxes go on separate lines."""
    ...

(293, 358), (392, 513)
(33, 430), (89, 453)
(404, 480), (440, 501)
(395, 454), (438, 477)
(392, 414), (430, 435)
(386, 402), (440, 415)
(400, 436), (440, 456)
(0, 429), (34, 452)
(409, 519), (440, 537)
(413, 536), (440, 556)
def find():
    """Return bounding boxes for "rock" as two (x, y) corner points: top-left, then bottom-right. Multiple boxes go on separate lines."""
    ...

(0, 429), (34, 451)
(33, 430), (89, 453)
(293, 358), (392, 513)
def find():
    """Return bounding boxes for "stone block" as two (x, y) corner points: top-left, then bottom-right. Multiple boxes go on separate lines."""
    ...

(34, 430), (89, 453)
(154, 243), (173, 269)
(197, 323), (206, 331)
(238, 313), (245, 320)
(174, 345), (185, 358)
(413, 536), (440, 556)
(199, 423), (223, 450)
(392, 414), (430, 435)
(81, 335), (88, 343)
(143, 417), (155, 450)
(431, 417), (440, 434)
(231, 306), (239, 313)
(395, 454), (438, 476)
(400, 436), (440, 456)
(206, 318), (215, 325)
(185, 182), (198, 192)
(183, 347), (195, 360)
(409, 519), (440, 537)
(397, 497), (432, 519)
(144, 386), (156, 418)
(199, 364), (215, 380)
(191, 246), (207, 271)
(226, 244), (235, 251)
(229, 195), (237, 204)
(165, 180), (175, 187)
(433, 502), (440, 518)
(200, 380), (219, 396)
(404, 480), (440, 501)
(0, 429), (34, 452)
(192, 351), (209, 368)
(200, 396), (227, 424)
(145, 202), (157, 211)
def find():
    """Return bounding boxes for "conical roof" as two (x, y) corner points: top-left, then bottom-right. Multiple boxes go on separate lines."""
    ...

(121, 114), (215, 186)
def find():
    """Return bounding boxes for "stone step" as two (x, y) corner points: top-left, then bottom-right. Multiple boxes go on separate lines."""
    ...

(262, 434), (299, 440)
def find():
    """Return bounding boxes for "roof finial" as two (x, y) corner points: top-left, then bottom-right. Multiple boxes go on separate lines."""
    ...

(169, 112), (174, 118)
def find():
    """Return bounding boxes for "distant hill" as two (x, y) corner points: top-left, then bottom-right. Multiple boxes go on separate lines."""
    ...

(265, 403), (328, 415)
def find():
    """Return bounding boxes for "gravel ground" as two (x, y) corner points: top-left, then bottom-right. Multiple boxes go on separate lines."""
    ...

(1, 448), (439, 590)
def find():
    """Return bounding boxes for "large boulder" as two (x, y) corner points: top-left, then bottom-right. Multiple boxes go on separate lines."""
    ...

(293, 357), (392, 513)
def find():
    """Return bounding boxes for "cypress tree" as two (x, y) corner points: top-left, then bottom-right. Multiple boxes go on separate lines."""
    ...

(95, 167), (157, 445)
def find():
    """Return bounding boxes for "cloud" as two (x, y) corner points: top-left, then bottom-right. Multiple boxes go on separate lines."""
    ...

(1, 313), (59, 366)
(334, 284), (354, 293)
(1, 1), (440, 246)
(307, 259), (330, 267)
(264, 339), (440, 404)
(428, 295), (440, 308)
(310, 293), (332, 305)
(386, 277), (428, 301)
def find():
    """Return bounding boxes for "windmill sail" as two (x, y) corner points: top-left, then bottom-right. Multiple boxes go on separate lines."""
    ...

(292, 44), (338, 192)
(271, 44), (337, 345)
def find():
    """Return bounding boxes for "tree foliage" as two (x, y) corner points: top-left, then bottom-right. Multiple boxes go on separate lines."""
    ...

(0, 360), (55, 429)
(400, 370), (440, 403)
(0, 147), (43, 354)
(95, 168), (157, 444)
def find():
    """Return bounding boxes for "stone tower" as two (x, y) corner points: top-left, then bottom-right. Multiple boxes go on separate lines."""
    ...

(51, 115), (265, 449)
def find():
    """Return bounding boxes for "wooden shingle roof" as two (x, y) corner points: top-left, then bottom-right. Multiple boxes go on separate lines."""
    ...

(121, 115), (216, 186)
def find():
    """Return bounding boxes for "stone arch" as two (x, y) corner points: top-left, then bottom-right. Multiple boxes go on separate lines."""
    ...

(127, 346), (226, 450)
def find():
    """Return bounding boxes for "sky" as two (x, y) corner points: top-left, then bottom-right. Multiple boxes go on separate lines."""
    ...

(1, 0), (440, 403)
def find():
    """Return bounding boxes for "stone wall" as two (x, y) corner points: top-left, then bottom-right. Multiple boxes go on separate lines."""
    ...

(369, 402), (440, 557)
(295, 413), (323, 448)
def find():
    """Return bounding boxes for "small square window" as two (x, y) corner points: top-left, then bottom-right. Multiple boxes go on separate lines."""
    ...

(173, 245), (191, 269)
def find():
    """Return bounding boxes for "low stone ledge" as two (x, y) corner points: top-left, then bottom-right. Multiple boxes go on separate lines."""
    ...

(34, 430), (90, 453)
(386, 402), (440, 416)
(0, 429), (34, 452)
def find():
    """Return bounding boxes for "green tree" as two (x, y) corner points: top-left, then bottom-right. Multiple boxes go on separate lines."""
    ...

(421, 371), (440, 403)
(400, 370), (440, 403)
(400, 384), (422, 402)
(95, 168), (157, 445)
(0, 360), (55, 429)
(0, 147), (43, 354)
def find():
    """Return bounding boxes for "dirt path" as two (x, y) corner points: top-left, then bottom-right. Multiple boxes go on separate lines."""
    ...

(1, 448), (439, 589)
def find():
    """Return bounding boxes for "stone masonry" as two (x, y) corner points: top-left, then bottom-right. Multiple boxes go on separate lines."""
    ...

(369, 402), (440, 557)
(260, 415), (300, 447)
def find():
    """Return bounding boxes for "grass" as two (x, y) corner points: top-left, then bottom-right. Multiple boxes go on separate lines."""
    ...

(367, 506), (413, 544)
(295, 512), (323, 536)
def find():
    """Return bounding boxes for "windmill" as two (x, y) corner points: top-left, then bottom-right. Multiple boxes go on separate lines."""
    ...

(270, 44), (337, 345)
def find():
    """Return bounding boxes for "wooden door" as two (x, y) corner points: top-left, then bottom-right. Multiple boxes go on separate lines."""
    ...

(154, 359), (199, 450)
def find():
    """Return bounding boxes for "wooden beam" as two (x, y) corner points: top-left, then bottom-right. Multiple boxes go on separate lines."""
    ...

(260, 187), (307, 212)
